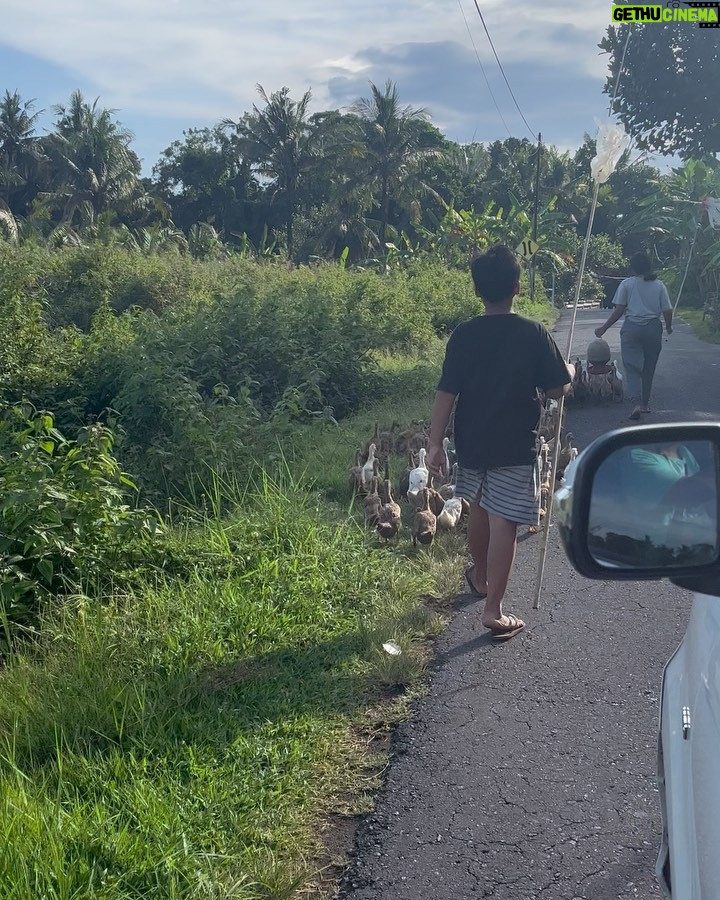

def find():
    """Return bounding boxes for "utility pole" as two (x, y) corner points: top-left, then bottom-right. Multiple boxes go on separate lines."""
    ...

(530, 132), (542, 302)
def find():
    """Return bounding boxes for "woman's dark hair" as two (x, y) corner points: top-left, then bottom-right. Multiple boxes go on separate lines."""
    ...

(471, 244), (521, 303)
(629, 251), (657, 281)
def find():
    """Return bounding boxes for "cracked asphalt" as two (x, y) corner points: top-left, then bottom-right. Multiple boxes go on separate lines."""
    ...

(338, 308), (720, 900)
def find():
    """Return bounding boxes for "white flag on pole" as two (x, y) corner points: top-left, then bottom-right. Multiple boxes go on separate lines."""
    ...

(590, 120), (630, 185)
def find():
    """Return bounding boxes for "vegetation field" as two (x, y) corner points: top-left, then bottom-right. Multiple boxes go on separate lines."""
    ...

(1, 72), (718, 896)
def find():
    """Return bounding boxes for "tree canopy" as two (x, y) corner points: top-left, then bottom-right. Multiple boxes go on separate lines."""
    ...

(601, 21), (720, 158)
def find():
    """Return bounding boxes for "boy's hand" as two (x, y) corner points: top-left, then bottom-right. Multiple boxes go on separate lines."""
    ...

(426, 445), (447, 478)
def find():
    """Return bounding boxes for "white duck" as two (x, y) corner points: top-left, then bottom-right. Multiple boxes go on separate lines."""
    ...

(361, 443), (377, 492)
(608, 360), (624, 401)
(406, 447), (429, 505)
(437, 496), (463, 530)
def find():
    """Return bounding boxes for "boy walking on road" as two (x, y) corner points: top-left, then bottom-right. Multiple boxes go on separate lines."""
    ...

(427, 245), (573, 639)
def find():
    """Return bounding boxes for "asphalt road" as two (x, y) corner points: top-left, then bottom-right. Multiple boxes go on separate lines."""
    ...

(338, 308), (720, 900)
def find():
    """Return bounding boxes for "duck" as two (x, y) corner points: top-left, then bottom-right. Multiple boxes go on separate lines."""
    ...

(348, 448), (365, 495)
(411, 488), (436, 547)
(408, 420), (429, 453)
(608, 360), (624, 401)
(557, 433), (577, 477)
(572, 360), (589, 403)
(528, 470), (553, 535)
(361, 443), (378, 492)
(396, 420), (425, 456)
(362, 423), (380, 460)
(376, 481), (402, 541)
(599, 368), (614, 402)
(429, 483), (446, 517)
(364, 477), (382, 529)
(437, 496), (463, 530)
(538, 399), (560, 442)
(437, 462), (458, 500)
(407, 447), (429, 495)
(398, 451), (417, 501)
(379, 422), (399, 458)
(438, 482), (455, 501)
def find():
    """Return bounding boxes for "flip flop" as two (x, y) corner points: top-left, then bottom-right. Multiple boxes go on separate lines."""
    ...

(486, 614), (525, 641)
(464, 566), (487, 599)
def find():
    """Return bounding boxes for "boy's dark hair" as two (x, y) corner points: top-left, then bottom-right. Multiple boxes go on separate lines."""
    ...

(471, 244), (521, 303)
(629, 251), (657, 282)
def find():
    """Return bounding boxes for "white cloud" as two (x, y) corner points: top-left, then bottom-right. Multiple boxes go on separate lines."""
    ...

(2, 0), (611, 115)
(0, 0), (617, 166)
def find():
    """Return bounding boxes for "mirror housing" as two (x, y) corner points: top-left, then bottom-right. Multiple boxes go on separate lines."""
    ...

(555, 423), (720, 588)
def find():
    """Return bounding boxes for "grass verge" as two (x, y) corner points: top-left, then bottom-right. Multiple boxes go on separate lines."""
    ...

(0, 466), (461, 900)
(678, 307), (720, 344)
(0, 303), (558, 899)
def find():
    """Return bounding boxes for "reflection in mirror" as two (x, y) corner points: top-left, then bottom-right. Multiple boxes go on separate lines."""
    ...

(588, 440), (719, 569)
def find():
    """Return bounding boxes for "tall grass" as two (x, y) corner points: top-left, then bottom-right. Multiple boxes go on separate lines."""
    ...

(0, 470), (448, 900)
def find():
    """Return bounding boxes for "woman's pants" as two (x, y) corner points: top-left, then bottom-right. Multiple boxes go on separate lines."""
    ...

(620, 317), (663, 405)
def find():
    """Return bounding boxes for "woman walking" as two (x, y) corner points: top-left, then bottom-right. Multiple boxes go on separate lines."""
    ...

(595, 252), (673, 420)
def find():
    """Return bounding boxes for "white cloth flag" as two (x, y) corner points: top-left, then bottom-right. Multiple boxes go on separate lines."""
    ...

(703, 197), (720, 229)
(590, 120), (630, 184)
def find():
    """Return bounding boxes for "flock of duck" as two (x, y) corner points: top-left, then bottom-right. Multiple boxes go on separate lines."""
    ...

(349, 422), (467, 547)
(349, 410), (579, 546)
(568, 357), (624, 403)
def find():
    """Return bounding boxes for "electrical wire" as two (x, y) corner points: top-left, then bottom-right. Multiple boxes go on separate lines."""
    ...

(470, 0), (536, 140)
(456, 0), (513, 139)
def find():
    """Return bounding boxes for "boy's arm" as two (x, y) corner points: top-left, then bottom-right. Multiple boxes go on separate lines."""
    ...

(427, 390), (457, 476)
(543, 361), (575, 400)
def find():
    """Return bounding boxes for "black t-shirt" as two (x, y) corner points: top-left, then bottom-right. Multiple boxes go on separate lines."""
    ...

(437, 313), (570, 469)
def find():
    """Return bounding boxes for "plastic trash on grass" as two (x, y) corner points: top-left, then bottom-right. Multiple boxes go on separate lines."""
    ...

(590, 120), (630, 184)
(382, 641), (402, 656)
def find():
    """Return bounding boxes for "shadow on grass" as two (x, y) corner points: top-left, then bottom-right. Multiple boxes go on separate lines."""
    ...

(3, 628), (381, 772)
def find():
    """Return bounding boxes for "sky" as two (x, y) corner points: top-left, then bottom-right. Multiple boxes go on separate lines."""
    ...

(0, 0), (619, 176)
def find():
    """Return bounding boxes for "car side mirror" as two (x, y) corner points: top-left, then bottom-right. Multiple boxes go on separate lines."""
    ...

(554, 424), (720, 586)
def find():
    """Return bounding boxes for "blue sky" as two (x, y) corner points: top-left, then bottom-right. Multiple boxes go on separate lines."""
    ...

(1, 0), (619, 175)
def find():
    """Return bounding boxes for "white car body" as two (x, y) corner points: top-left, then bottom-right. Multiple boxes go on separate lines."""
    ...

(554, 424), (720, 899)
(656, 591), (720, 899)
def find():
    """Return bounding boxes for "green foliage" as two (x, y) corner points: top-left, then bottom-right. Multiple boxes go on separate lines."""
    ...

(0, 243), (83, 404)
(0, 405), (158, 637)
(549, 231), (627, 306)
(0, 473), (438, 898)
(625, 159), (720, 309)
(43, 243), (218, 329)
(601, 19), (720, 158)
(1, 242), (559, 501)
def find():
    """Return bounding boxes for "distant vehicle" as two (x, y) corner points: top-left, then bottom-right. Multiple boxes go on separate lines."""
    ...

(554, 423), (720, 900)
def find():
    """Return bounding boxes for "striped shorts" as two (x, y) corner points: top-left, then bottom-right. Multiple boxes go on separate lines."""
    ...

(455, 463), (540, 526)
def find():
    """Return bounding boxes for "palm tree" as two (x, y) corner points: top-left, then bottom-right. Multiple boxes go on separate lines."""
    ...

(0, 90), (47, 232)
(351, 81), (444, 249)
(224, 85), (316, 259)
(46, 90), (142, 226)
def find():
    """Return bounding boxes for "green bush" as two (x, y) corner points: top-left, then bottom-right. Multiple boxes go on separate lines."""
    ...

(0, 244), (82, 405)
(0, 405), (159, 639)
(2, 245), (558, 501)
(43, 245), (219, 329)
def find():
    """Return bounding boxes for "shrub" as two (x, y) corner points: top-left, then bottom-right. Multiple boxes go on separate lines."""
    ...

(0, 405), (159, 640)
(0, 244), (82, 405)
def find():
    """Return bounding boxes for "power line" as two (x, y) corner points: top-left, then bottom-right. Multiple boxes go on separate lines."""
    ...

(456, 0), (513, 139)
(470, 0), (536, 141)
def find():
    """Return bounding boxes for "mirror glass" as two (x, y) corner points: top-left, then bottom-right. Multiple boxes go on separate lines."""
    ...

(588, 440), (719, 569)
